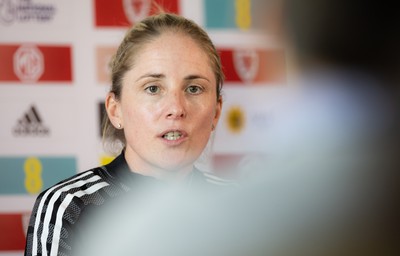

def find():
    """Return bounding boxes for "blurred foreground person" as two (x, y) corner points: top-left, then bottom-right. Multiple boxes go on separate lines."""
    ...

(78, 1), (399, 255)
(24, 12), (228, 256)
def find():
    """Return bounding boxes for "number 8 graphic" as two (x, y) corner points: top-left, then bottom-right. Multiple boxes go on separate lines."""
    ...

(235, 0), (251, 30)
(24, 157), (43, 194)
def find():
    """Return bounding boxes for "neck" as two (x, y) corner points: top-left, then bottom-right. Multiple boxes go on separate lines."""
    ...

(123, 151), (193, 182)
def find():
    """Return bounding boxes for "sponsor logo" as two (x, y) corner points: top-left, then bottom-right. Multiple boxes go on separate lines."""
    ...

(13, 104), (50, 136)
(233, 49), (259, 83)
(219, 48), (286, 84)
(226, 106), (245, 133)
(123, 0), (151, 24)
(0, 44), (73, 83)
(250, 110), (273, 130)
(13, 44), (44, 82)
(0, 0), (56, 25)
(0, 156), (76, 195)
(0, 213), (30, 250)
(94, 0), (179, 27)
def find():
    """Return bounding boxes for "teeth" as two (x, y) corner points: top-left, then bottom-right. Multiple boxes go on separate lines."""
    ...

(163, 131), (182, 141)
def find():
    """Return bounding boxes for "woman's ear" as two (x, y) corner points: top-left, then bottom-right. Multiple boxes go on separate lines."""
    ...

(105, 92), (123, 129)
(212, 96), (223, 131)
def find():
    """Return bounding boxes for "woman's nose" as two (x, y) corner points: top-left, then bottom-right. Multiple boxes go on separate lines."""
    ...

(165, 92), (186, 119)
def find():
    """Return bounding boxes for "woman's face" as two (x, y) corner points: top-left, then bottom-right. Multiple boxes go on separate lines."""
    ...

(106, 32), (222, 178)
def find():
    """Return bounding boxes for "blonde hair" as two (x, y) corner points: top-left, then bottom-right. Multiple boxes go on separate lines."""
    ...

(102, 13), (224, 155)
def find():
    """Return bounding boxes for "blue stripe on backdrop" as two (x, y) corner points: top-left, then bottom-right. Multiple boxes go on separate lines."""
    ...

(205, 0), (237, 29)
(0, 157), (76, 195)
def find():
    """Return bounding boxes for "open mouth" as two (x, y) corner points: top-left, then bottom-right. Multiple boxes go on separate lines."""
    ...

(163, 131), (183, 141)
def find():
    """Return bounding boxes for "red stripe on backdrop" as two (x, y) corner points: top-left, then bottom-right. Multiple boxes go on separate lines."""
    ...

(0, 45), (16, 81)
(94, 0), (128, 27)
(219, 50), (241, 82)
(0, 44), (72, 83)
(219, 48), (286, 84)
(39, 46), (72, 82)
(0, 213), (27, 251)
(94, 0), (180, 27)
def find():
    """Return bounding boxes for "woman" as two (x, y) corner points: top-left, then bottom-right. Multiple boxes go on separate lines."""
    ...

(25, 13), (224, 256)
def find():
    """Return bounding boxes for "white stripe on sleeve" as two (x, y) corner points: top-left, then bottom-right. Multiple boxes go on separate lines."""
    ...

(32, 171), (94, 255)
(40, 175), (103, 255)
(50, 182), (110, 256)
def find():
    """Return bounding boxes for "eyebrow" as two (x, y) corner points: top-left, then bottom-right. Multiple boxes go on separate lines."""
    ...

(136, 73), (211, 82)
(184, 75), (211, 82)
(136, 73), (165, 82)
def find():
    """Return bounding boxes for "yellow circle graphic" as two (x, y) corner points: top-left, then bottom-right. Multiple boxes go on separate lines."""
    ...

(226, 106), (245, 133)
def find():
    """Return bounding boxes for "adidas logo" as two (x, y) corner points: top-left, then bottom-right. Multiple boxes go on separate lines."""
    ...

(13, 105), (50, 136)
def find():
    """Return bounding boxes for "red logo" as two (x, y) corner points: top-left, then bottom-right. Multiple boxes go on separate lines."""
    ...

(0, 44), (73, 83)
(13, 45), (44, 82)
(233, 49), (259, 83)
(219, 48), (286, 84)
(123, 0), (152, 24)
(94, 0), (180, 27)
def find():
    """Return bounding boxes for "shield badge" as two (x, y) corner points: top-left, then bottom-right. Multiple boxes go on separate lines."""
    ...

(123, 0), (151, 24)
(233, 49), (259, 83)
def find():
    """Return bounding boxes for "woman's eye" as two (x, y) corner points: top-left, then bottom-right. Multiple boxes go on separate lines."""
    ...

(186, 85), (203, 94)
(145, 85), (160, 94)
